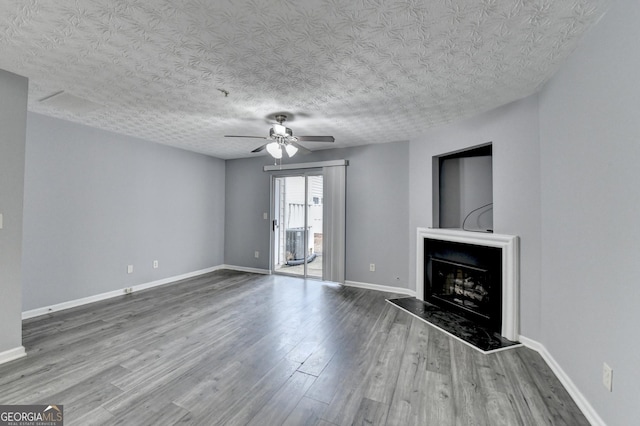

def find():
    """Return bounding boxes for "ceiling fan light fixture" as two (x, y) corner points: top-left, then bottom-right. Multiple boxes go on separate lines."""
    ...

(225, 113), (333, 157)
(266, 141), (282, 159)
(285, 143), (298, 157)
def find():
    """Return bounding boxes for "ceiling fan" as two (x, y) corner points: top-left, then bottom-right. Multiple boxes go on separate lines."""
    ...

(225, 114), (334, 159)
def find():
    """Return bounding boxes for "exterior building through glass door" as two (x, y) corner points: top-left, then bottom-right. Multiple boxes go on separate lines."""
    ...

(272, 174), (323, 278)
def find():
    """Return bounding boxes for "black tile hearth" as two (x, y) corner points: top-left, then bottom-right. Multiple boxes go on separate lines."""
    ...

(387, 297), (521, 353)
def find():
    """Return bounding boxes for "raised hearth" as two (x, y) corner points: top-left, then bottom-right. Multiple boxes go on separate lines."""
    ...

(387, 297), (520, 353)
(417, 228), (519, 341)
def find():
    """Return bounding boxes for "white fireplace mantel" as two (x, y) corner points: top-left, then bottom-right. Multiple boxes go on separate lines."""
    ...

(417, 227), (520, 341)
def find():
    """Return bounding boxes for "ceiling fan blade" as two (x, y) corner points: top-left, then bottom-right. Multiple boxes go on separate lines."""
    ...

(251, 143), (269, 153)
(289, 141), (312, 155)
(224, 135), (268, 139)
(295, 136), (335, 142)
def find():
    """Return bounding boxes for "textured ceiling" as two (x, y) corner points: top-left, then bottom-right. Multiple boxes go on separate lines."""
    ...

(0, 0), (610, 159)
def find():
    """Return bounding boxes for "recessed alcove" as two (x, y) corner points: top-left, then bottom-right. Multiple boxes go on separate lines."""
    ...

(433, 143), (493, 231)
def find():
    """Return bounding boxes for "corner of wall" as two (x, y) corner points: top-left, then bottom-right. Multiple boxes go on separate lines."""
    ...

(0, 69), (28, 355)
(519, 335), (606, 426)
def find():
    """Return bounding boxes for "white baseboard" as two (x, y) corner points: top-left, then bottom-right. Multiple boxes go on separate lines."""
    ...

(519, 335), (605, 426)
(221, 265), (271, 275)
(22, 265), (226, 320)
(344, 280), (416, 297)
(0, 346), (26, 365)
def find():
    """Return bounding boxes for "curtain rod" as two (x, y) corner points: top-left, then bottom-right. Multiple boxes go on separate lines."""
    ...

(263, 159), (348, 172)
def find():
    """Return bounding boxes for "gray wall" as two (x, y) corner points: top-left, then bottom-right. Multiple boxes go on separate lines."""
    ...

(22, 113), (225, 311)
(0, 70), (28, 354)
(409, 96), (542, 339)
(538, 1), (640, 423)
(224, 153), (272, 271)
(225, 141), (411, 289)
(439, 158), (462, 227)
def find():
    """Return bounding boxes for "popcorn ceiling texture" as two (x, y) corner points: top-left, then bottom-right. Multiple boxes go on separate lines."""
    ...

(0, 0), (610, 159)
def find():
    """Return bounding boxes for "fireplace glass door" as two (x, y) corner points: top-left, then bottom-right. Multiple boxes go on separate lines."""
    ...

(430, 258), (493, 322)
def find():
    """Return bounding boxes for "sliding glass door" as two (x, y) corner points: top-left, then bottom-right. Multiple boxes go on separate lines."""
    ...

(272, 174), (323, 279)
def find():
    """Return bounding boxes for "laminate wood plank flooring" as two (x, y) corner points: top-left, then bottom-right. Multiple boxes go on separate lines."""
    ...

(0, 270), (588, 425)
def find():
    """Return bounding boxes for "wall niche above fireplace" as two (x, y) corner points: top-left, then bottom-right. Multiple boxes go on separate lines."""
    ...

(433, 143), (493, 232)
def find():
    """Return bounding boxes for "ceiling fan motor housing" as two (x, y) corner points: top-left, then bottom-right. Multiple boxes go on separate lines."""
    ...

(270, 126), (293, 138)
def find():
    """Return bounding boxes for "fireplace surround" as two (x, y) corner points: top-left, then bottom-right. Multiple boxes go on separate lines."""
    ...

(416, 228), (519, 341)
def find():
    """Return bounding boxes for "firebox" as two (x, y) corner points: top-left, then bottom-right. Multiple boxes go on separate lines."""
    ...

(424, 238), (502, 332)
(431, 258), (493, 317)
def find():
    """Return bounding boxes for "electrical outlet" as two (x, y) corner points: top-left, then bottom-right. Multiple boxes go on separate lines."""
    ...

(153, 260), (159, 269)
(369, 263), (375, 272)
(255, 251), (260, 258)
(127, 265), (134, 274)
(124, 287), (133, 294)
(263, 212), (268, 220)
(603, 363), (613, 391)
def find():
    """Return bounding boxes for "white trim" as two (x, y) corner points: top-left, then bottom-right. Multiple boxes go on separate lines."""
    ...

(220, 265), (271, 275)
(264, 159), (348, 172)
(23, 288), (127, 320)
(417, 227), (520, 341)
(0, 346), (26, 365)
(518, 335), (544, 353)
(519, 336), (605, 426)
(388, 300), (522, 355)
(22, 265), (226, 320)
(344, 280), (416, 297)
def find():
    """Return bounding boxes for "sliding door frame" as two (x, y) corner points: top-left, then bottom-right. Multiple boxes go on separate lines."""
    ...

(269, 170), (322, 279)
(265, 160), (348, 283)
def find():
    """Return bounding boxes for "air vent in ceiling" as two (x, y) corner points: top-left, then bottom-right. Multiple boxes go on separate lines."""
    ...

(39, 91), (103, 114)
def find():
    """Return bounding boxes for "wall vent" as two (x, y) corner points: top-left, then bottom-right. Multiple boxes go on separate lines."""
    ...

(39, 91), (102, 114)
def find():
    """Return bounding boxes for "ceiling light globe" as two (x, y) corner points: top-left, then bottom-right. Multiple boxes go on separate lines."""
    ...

(285, 144), (298, 157)
(266, 142), (282, 159)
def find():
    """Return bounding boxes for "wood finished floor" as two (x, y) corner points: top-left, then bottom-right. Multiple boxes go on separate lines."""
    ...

(0, 270), (587, 425)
